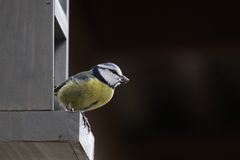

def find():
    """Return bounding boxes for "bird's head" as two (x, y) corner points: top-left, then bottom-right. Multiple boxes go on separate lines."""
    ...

(91, 62), (129, 88)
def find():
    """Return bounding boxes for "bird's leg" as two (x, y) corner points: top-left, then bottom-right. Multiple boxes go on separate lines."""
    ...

(65, 105), (75, 112)
(81, 111), (91, 133)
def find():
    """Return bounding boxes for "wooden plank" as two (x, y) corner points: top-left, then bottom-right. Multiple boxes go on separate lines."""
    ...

(0, 111), (95, 160)
(58, 0), (68, 13)
(54, 0), (69, 88)
(0, 142), (80, 160)
(79, 113), (95, 160)
(0, 0), (54, 110)
(54, 40), (68, 86)
(55, 0), (68, 38)
(0, 111), (79, 141)
(70, 142), (91, 160)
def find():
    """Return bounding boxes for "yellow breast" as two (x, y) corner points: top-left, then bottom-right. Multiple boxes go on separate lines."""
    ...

(57, 78), (114, 111)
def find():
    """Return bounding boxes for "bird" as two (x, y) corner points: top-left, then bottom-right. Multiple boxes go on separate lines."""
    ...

(54, 62), (129, 131)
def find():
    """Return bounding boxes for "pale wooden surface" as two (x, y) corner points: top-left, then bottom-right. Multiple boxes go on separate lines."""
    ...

(0, 0), (54, 110)
(0, 0), (94, 159)
(55, 0), (68, 38)
(0, 111), (94, 160)
(0, 142), (85, 160)
(54, 0), (69, 87)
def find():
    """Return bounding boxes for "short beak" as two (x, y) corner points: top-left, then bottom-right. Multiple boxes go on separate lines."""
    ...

(120, 75), (129, 84)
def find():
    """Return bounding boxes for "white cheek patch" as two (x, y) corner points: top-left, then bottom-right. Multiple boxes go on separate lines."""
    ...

(98, 69), (120, 87)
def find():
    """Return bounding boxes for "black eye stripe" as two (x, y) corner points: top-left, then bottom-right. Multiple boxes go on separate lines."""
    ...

(109, 69), (118, 75)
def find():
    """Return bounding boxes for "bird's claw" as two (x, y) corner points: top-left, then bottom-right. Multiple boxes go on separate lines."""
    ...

(66, 107), (91, 133)
(81, 112), (91, 133)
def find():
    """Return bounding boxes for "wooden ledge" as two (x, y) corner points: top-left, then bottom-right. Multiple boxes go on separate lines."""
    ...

(0, 111), (94, 160)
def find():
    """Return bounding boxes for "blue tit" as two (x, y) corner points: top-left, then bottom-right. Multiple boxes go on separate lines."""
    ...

(54, 62), (129, 130)
(55, 62), (129, 111)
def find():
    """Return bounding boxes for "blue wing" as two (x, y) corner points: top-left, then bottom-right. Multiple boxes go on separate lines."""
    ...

(54, 71), (93, 94)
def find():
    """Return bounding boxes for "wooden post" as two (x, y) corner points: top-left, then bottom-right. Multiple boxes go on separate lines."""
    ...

(0, 0), (54, 110)
(0, 0), (94, 159)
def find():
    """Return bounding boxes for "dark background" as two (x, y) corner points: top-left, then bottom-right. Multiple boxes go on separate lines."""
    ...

(69, 0), (240, 159)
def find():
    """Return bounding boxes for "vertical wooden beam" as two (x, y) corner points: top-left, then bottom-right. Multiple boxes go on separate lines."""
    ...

(54, 0), (69, 86)
(0, 0), (54, 110)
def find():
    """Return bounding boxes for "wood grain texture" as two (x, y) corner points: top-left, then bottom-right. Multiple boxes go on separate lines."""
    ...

(0, 142), (81, 160)
(0, 0), (54, 110)
(0, 111), (95, 160)
(54, 40), (68, 86)
(54, 0), (69, 87)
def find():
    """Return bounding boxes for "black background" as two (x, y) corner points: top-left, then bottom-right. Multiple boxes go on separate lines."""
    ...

(69, 0), (240, 159)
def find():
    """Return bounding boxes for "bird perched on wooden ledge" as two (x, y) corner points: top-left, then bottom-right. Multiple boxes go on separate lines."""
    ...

(54, 62), (129, 131)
